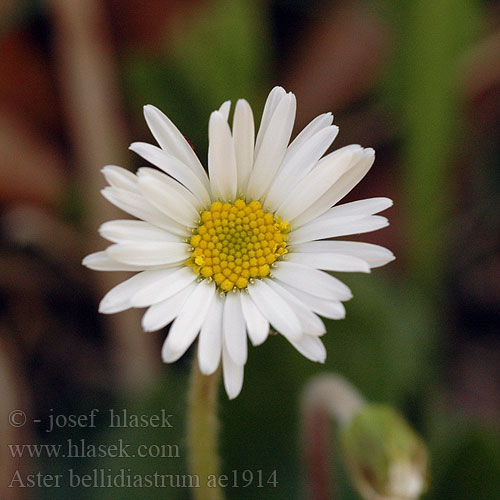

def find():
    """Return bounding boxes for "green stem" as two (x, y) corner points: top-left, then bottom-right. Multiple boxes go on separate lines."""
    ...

(187, 358), (225, 500)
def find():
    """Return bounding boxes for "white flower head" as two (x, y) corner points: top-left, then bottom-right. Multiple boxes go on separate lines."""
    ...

(83, 86), (395, 399)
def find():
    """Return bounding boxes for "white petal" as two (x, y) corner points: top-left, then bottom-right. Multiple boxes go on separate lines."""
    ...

(218, 100), (231, 121)
(98, 270), (169, 314)
(106, 241), (190, 266)
(143, 105), (209, 188)
(265, 125), (339, 210)
(208, 111), (238, 201)
(326, 197), (393, 218)
(289, 334), (326, 363)
(233, 99), (255, 194)
(247, 92), (296, 201)
(240, 292), (269, 346)
(320, 143), (363, 156)
(276, 148), (354, 221)
(131, 266), (197, 307)
(129, 142), (211, 206)
(198, 294), (224, 375)
(285, 112), (334, 157)
(247, 279), (302, 341)
(223, 292), (247, 365)
(141, 282), (196, 332)
(272, 261), (352, 301)
(83, 251), (147, 272)
(278, 282), (346, 320)
(292, 148), (375, 227)
(289, 215), (389, 244)
(254, 86), (287, 155)
(101, 186), (186, 234)
(322, 147), (376, 208)
(287, 252), (371, 273)
(137, 173), (200, 227)
(102, 165), (139, 192)
(161, 280), (215, 363)
(222, 342), (244, 400)
(137, 166), (203, 203)
(99, 220), (180, 243)
(293, 240), (395, 268)
(266, 279), (326, 336)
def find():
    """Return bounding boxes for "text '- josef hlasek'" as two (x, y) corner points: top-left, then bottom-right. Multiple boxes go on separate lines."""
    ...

(34, 409), (174, 433)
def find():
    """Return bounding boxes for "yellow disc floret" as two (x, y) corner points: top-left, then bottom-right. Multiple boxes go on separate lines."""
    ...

(185, 199), (290, 292)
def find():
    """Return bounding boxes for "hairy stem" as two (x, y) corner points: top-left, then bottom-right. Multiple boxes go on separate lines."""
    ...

(187, 359), (225, 500)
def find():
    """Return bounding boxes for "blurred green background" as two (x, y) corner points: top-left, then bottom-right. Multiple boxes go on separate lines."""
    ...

(1, 0), (499, 499)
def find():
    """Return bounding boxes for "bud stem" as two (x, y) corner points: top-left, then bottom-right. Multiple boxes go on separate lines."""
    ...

(301, 375), (365, 500)
(302, 374), (365, 426)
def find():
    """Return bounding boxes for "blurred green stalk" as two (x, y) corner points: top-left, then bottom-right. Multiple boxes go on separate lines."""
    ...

(399, 0), (480, 294)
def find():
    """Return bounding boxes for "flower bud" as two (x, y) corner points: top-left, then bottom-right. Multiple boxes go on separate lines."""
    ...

(340, 404), (429, 500)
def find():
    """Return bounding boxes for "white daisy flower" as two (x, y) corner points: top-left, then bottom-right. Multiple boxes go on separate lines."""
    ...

(83, 86), (394, 399)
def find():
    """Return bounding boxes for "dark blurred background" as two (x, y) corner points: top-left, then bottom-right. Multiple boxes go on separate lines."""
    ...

(0, 0), (499, 499)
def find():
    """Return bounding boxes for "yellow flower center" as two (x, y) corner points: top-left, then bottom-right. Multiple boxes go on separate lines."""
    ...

(185, 199), (290, 292)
